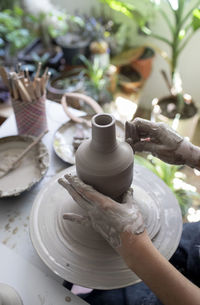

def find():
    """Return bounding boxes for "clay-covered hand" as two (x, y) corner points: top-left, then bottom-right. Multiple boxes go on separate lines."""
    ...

(58, 174), (145, 249)
(125, 118), (200, 169)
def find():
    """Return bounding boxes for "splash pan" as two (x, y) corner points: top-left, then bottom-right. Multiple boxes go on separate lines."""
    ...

(30, 164), (182, 289)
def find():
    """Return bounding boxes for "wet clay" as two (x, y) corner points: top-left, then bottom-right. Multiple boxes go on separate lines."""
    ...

(76, 114), (134, 199)
(30, 165), (182, 289)
(125, 118), (200, 170)
(0, 283), (23, 305)
(0, 136), (49, 197)
(59, 175), (145, 248)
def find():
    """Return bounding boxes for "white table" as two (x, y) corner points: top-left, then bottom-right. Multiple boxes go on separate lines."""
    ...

(0, 100), (88, 305)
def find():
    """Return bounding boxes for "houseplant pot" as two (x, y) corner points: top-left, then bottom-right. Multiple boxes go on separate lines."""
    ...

(119, 65), (143, 93)
(56, 33), (90, 65)
(131, 47), (155, 80)
(46, 68), (86, 105)
(152, 95), (199, 140)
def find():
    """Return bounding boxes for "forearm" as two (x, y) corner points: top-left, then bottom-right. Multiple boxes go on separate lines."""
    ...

(118, 231), (200, 305)
(177, 140), (200, 171)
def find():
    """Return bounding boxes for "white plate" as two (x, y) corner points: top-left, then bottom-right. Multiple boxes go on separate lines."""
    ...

(0, 135), (49, 197)
(53, 116), (125, 164)
(30, 164), (182, 289)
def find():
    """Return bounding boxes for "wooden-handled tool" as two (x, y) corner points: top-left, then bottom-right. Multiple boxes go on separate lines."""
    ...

(0, 130), (48, 179)
(0, 63), (51, 102)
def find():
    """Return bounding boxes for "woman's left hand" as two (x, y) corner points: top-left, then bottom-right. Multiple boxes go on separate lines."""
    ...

(58, 174), (145, 249)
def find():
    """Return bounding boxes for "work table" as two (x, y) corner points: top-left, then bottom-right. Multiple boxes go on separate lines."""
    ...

(0, 100), (88, 305)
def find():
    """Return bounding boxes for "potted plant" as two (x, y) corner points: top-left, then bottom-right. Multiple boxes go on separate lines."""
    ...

(17, 10), (68, 69)
(118, 65), (143, 93)
(79, 55), (113, 105)
(144, 0), (200, 139)
(47, 55), (112, 105)
(131, 46), (155, 80)
(55, 15), (91, 65)
(0, 6), (36, 64)
(100, 0), (200, 139)
(99, 0), (156, 77)
(47, 68), (86, 103)
(135, 154), (200, 219)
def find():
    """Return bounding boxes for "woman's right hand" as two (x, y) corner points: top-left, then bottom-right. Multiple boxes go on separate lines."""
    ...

(125, 118), (184, 164)
(125, 118), (200, 170)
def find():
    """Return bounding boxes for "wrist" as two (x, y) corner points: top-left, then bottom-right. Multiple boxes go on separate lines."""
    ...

(118, 230), (151, 268)
(176, 139), (200, 170)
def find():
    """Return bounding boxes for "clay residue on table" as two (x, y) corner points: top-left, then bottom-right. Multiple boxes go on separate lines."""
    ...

(0, 136), (49, 197)
(12, 227), (18, 235)
(65, 296), (71, 302)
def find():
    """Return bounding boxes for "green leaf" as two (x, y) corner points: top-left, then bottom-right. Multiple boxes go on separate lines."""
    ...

(178, 28), (186, 40)
(70, 15), (85, 27)
(100, 0), (134, 17)
(192, 8), (200, 31)
(135, 153), (200, 218)
(0, 38), (5, 48)
(13, 6), (24, 16)
(134, 155), (158, 175)
(174, 189), (192, 217)
(7, 28), (34, 55)
(100, 0), (145, 27)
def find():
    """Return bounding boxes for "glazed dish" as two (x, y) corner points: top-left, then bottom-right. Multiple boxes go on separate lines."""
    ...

(30, 164), (182, 289)
(53, 115), (125, 164)
(0, 135), (49, 197)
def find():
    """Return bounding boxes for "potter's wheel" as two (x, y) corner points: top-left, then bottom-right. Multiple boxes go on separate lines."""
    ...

(30, 164), (182, 289)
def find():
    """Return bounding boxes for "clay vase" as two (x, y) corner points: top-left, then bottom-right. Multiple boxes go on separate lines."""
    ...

(0, 283), (23, 305)
(75, 113), (134, 200)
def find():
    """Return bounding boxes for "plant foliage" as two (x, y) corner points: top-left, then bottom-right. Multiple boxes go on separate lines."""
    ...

(0, 6), (35, 54)
(100, 0), (200, 78)
(100, 0), (200, 113)
(79, 55), (112, 103)
(99, 0), (157, 27)
(135, 154), (200, 217)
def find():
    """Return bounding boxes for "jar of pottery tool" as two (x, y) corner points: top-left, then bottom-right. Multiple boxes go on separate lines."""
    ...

(12, 95), (47, 137)
(2, 64), (49, 137)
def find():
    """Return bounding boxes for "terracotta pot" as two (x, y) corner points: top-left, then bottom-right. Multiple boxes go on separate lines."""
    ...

(152, 95), (199, 140)
(120, 79), (142, 93)
(131, 47), (155, 80)
(119, 65), (143, 94)
(75, 113), (133, 200)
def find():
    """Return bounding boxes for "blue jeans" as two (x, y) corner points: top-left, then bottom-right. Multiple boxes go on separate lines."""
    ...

(77, 222), (200, 305)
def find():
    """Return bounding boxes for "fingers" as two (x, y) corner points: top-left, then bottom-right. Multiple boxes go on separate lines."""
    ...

(132, 118), (159, 138)
(125, 121), (139, 145)
(63, 213), (90, 226)
(132, 118), (183, 145)
(65, 174), (116, 210)
(58, 177), (91, 210)
(133, 141), (157, 153)
(122, 188), (133, 204)
(128, 118), (172, 143)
